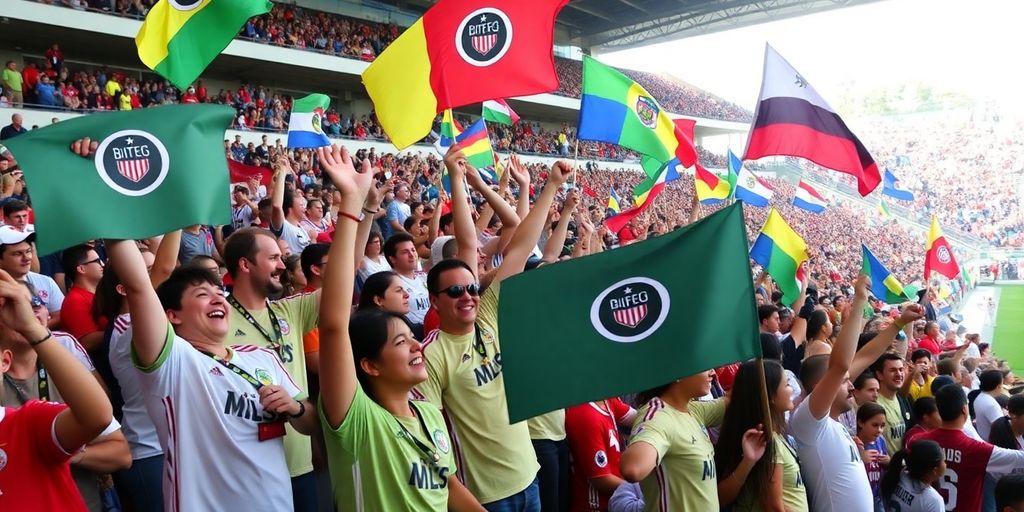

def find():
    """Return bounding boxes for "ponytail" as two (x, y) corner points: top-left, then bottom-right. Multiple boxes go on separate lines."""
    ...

(880, 440), (944, 502)
(879, 450), (908, 502)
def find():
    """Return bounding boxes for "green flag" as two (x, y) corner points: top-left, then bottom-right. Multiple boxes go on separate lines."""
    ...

(4, 105), (234, 254)
(499, 202), (760, 422)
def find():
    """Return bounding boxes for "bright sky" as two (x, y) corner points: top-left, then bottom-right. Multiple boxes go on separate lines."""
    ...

(602, 0), (1024, 113)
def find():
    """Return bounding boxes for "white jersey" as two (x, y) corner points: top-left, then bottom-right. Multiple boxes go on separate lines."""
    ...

(885, 472), (945, 512)
(26, 271), (64, 314)
(135, 324), (304, 512)
(108, 314), (162, 460)
(397, 271), (430, 325)
(973, 392), (1003, 441)
(357, 255), (392, 286)
(790, 400), (874, 512)
(278, 220), (310, 255)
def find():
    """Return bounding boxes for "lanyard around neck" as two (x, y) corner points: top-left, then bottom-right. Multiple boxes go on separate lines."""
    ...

(227, 294), (284, 357)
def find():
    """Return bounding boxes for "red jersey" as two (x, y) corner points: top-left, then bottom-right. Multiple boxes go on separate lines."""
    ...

(918, 335), (941, 355)
(60, 287), (107, 339)
(919, 427), (1024, 512)
(565, 399), (632, 512)
(0, 401), (87, 512)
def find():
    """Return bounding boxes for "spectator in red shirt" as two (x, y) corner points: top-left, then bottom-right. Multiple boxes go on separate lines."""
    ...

(0, 268), (114, 512)
(21, 62), (40, 104)
(59, 244), (107, 350)
(565, 399), (636, 512)
(45, 43), (64, 73)
(918, 321), (943, 355)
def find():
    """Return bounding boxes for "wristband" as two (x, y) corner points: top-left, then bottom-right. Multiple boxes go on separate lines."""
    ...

(338, 211), (361, 223)
(29, 331), (53, 347)
(289, 401), (306, 418)
(362, 207), (379, 215)
(894, 320), (907, 330)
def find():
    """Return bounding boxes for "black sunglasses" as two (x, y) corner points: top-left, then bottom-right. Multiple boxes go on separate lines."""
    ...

(438, 283), (480, 299)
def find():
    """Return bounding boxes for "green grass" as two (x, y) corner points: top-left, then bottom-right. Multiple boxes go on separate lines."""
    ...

(994, 285), (1024, 372)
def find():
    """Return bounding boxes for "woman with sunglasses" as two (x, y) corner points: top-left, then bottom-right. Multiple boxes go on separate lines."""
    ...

(316, 145), (484, 511)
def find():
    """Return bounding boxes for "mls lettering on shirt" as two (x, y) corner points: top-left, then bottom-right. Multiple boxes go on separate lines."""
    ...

(223, 389), (284, 423)
(408, 461), (450, 490)
(890, 422), (907, 444)
(701, 455), (716, 481)
(473, 352), (502, 386)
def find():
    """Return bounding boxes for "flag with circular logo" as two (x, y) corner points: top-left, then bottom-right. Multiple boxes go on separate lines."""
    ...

(499, 203), (760, 423)
(3, 104), (234, 254)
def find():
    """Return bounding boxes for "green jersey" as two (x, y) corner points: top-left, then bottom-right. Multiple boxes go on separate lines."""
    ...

(629, 398), (725, 512)
(322, 386), (456, 511)
(227, 292), (318, 477)
(733, 433), (808, 511)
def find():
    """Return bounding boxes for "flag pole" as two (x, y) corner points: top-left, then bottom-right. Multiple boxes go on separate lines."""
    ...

(572, 139), (580, 187)
(757, 357), (774, 436)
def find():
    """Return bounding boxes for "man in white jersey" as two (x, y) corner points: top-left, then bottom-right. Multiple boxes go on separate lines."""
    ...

(790, 275), (924, 512)
(105, 238), (318, 512)
(270, 161), (310, 255)
(383, 231), (430, 328)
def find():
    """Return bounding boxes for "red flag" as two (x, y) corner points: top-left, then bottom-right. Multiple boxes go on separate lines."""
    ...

(228, 160), (272, 188)
(744, 45), (881, 196)
(924, 216), (960, 280)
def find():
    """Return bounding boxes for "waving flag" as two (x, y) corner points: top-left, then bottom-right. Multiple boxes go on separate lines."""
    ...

(699, 150), (739, 206)
(607, 187), (622, 214)
(287, 94), (331, 148)
(744, 45), (881, 196)
(364, 0), (569, 149)
(750, 208), (808, 305)
(434, 110), (494, 170)
(878, 199), (893, 220)
(579, 57), (698, 178)
(882, 169), (915, 201)
(605, 165), (668, 233)
(862, 244), (909, 304)
(482, 99), (520, 125)
(136, 0), (272, 90)
(733, 167), (773, 207)
(793, 180), (828, 213)
(925, 216), (960, 280)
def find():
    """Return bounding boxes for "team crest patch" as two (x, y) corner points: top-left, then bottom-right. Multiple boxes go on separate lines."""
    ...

(634, 96), (659, 129)
(254, 368), (273, 386)
(456, 8), (513, 67)
(278, 318), (291, 335)
(590, 277), (670, 343)
(433, 429), (450, 454)
(937, 246), (952, 264)
(0, 447), (7, 472)
(168, 0), (203, 10)
(594, 450), (608, 468)
(94, 129), (170, 197)
(745, 176), (757, 188)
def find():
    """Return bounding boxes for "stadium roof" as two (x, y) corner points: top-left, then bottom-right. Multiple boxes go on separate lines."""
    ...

(562, 0), (883, 50)
(382, 0), (881, 50)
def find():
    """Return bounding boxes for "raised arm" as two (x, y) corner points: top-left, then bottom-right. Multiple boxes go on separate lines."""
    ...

(107, 239), (168, 368)
(544, 189), (578, 261)
(316, 145), (373, 429)
(509, 154), (531, 220)
(0, 268), (112, 453)
(354, 181), (385, 272)
(150, 230), (181, 288)
(492, 161), (572, 284)
(850, 303), (925, 378)
(807, 274), (870, 420)
(444, 147), (479, 276)
(270, 158), (288, 231)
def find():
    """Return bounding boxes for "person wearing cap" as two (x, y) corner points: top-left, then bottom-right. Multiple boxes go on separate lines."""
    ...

(0, 279), (131, 511)
(0, 225), (63, 328)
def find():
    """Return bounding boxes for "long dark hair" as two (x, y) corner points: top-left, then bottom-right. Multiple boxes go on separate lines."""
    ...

(807, 310), (830, 340)
(358, 271), (400, 310)
(715, 360), (784, 507)
(92, 264), (123, 324)
(348, 308), (415, 395)
(880, 439), (943, 502)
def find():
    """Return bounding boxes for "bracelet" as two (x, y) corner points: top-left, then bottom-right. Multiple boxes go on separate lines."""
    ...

(29, 330), (53, 347)
(894, 321), (907, 330)
(289, 400), (306, 418)
(338, 211), (361, 223)
(362, 207), (380, 215)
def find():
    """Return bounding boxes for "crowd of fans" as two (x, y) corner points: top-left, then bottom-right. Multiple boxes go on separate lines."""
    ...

(37, 0), (753, 123)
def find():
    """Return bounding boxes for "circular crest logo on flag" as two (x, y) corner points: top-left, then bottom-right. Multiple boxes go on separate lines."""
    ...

(95, 129), (170, 197)
(937, 246), (952, 264)
(590, 277), (670, 343)
(745, 176), (757, 188)
(456, 8), (513, 67)
(433, 429), (450, 454)
(311, 108), (324, 134)
(634, 96), (659, 129)
(168, 0), (203, 11)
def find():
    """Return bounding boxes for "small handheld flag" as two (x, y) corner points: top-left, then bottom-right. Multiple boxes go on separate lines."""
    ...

(482, 99), (520, 125)
(733, 167), (773, 208)
(882, 169), (915, 201)
(607, 187), (622, 214)
(287, 94), (331, 148)
(792, 180), (828, 213)
(924, 216), (960, 280)
(750, 208), (808, 305)
(861, 244), (909, 304)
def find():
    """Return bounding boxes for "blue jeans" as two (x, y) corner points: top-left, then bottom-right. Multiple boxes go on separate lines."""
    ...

(983, 473), (997, 512)
(112, 454), (164, 512)
(291, 471), (319, 512)
(483, 478), (541, 512)
(532, 439), (569, 512)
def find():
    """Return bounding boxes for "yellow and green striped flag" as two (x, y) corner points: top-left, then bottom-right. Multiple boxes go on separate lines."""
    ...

(136, 0), (272, 90)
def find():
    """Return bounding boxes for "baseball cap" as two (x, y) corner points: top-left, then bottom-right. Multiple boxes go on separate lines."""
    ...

(430, 236), (454, 267)
(0, 225), (35, 246)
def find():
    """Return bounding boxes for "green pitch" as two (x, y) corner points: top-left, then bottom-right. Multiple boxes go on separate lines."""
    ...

(994, 284), (1024, 371)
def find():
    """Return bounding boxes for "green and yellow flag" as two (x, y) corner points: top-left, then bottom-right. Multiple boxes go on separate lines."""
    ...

(137, 0), (272, 90)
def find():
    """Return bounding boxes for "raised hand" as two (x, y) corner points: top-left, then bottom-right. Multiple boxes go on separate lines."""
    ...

(564, 188), (580, 212)
(70, 138), (98, 158)
(898, 303), (925, 326)
(316, 145), (373, 210)
(0, 269), (41, 336)
(854, 273), (871, 300)
(741, 424), (767, 463)
(508, 154), (530, 185)
(443, 145), (468, 179)
(549, 161), (573, 187)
